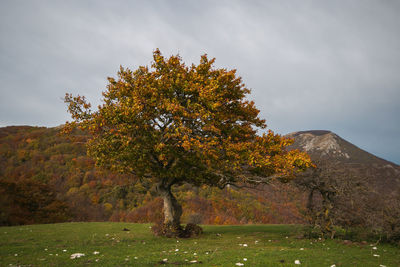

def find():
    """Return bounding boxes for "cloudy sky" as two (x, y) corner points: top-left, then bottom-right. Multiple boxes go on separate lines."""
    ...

(1, 0), (399, 164)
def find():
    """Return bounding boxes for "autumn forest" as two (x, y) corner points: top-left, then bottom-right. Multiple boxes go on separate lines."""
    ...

(0, 125), (307, 226)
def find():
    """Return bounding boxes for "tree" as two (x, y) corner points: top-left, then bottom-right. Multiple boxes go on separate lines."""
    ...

(64, 49), (312, 236)
(294, 160), (368, 239)
(295, 159), (400, 243)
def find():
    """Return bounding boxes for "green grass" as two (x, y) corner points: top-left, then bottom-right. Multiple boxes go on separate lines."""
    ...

(1, 223), (399, 266)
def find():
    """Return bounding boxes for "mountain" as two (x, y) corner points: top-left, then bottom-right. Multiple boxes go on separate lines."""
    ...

(286, 130), (400, 190)
(286, 130), (397, 165)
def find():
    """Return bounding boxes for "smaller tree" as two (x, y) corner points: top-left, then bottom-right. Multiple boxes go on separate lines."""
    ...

(294, 160), (369, 239)
(64, 49), (312, 237)
(296, 161), (400, 244)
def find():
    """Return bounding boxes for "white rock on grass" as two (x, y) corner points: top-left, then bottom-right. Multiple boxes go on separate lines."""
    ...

(93, 251), (100, 255)
(70, 253), (85, 259)
(294, 259), (301, 264)
(235, 263), (244, 266)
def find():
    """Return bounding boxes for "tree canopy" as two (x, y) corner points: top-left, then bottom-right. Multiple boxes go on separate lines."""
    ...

(64, 49), (313, 236)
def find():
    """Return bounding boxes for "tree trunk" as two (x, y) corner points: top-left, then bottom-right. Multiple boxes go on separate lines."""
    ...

(155, 182), (183, 236)
(321, 191), (335, 239)
(307, 189), (315, 225)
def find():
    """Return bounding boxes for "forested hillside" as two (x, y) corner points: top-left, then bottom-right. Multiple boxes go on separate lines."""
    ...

(0, 126), (305, 226)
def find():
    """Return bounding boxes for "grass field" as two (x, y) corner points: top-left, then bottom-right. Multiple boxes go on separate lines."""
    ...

(1, 223), (399, 266)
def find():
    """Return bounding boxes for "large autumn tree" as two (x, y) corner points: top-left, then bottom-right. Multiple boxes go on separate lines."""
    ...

(64, 49), (312, 236)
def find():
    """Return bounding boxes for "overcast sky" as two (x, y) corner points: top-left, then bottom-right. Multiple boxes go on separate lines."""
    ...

(1, 0), (399, 164)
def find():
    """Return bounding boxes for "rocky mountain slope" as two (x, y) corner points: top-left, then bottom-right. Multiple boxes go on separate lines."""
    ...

(286, 130), (400, 190)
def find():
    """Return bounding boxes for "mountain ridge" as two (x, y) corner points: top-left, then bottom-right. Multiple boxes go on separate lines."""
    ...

(286, 130), (399, 167)
(286, 129), (400, 191)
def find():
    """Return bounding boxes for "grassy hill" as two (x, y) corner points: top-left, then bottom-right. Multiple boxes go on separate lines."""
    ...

(1, 223), (399, 266)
